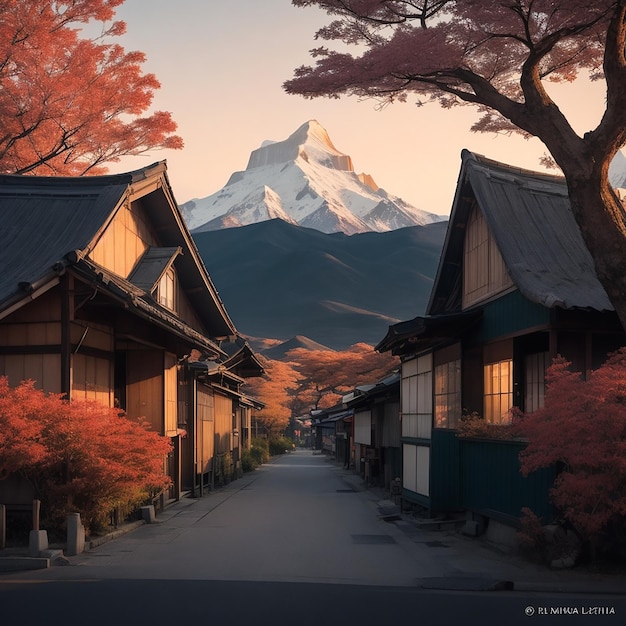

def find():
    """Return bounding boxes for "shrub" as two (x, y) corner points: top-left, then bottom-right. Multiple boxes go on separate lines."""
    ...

(250, 437), (270, 465)
(0, 378), (172, 533)
(515, 350), (626, 560)
(269, 436), (295, 455)
(455, 410), (518, 440)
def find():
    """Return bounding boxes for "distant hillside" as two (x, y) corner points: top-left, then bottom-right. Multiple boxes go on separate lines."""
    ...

(194, 218), (447, 349)
(261, 335), (333, 360)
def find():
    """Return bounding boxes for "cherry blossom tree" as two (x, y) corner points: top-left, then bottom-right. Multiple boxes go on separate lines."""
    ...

(285, 1), (626, 329)
(0, 0), (182, 175)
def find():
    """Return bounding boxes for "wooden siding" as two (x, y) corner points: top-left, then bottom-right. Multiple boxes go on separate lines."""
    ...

(196, 385), (214, 474)
(460, 438), (555, 524)
(126, 350), (164, 434)
(72, 353), (113, 405)
(480, 290), (550, 342)
(463, 203), (512, 309)
(175, 286), (206, 334)
(354, 410), (372, 445)
(164, 353), (178, 436)
(381, 401), (400, 447)
(430, 429), (461, 511)
(214, 392), (233, 455)
(0, 321), (62, 346)
(89, 201), (157, 279)
(70, 321), (114, 352)
(0, 353), (61, 392)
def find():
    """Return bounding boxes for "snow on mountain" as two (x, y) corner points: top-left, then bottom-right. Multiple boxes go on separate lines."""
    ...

(181, 120), (444, 234)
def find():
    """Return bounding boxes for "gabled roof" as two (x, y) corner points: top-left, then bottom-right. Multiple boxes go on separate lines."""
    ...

(128, 247), (181, 292)
(219, 336), (265, 378)
(428, 150), (612, 316)
(375, 310), (482, 356)
(0, 162), (237, 338)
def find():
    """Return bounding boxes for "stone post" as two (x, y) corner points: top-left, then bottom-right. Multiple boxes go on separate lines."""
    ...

(66, 512), (85, 556)
(29, 499), (48, 557)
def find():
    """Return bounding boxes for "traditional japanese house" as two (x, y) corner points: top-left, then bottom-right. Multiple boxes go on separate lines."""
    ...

(342, 372), (401, 489)
(377, 150), (625, 528)
(0, 162), (261, 507)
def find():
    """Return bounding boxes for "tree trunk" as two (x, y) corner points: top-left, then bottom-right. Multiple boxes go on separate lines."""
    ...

(565, 172), (626, 332)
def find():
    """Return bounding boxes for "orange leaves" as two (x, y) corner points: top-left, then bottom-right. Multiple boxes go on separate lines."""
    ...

(0, 1), (182, 175)
(245, 344), (398, 436)
(0, 377), (171, 531)
(516, 348), (626, 540)
(288, 342), (399, 409)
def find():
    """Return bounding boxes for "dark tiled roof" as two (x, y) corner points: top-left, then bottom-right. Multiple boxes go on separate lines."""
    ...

(0, 173), (129, 306)
(0, 162), (238, 340)
(428, 150), (612, 315)
(128, 247), (181, 292)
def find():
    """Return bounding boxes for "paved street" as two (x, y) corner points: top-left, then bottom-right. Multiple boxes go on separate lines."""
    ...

(1, 450), (624, 625)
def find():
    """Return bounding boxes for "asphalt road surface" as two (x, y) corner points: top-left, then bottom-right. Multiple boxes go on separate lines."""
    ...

(1, 450), (623, 625)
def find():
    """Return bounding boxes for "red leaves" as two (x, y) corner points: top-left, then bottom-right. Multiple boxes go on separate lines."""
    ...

(0, 377), (171, 531)
(0, 0), (182, 175)
(516, 349), (626, 538)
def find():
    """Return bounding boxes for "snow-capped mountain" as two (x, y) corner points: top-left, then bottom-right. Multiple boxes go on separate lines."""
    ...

(181, 120), (444, 234)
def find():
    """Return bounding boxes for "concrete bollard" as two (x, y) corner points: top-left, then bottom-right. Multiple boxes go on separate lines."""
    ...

(140, 505), (156, 524)
(29, 530), (49, 557)
(66, 513), (85, 556)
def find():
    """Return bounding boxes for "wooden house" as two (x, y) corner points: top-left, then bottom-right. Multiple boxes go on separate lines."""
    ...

(376, 150), (625, 528)
(0, 162), (261, 507)
(342, 372), (401, 489)
(310, 372), (401, 489)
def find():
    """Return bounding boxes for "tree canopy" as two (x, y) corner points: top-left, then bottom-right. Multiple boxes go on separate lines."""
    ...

(0, 0), (182, 175)
(285, 1), (626, 329)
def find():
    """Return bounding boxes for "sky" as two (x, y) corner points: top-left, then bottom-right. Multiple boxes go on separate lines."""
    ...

(107, 0), (608, 217)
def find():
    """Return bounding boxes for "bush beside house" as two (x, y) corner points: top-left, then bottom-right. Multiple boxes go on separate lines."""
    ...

(0, 378), (172, 534)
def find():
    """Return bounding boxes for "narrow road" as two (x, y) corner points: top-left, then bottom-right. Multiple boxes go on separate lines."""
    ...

(1, 450), (623, 626)
(45, 449), (444, 585)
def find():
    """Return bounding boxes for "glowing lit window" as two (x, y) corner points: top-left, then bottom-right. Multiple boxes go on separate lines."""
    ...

(484, 359), (513, 424)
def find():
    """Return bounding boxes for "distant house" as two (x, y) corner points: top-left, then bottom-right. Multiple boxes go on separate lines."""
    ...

(376, 150), (625, 527)
(310, 371), (401, 489)
(0, 162), (262, 508)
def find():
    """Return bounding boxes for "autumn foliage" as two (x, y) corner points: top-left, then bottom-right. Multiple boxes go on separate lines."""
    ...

(289, 342), (399, 410)
(515, 350), (626, 555)
(244, 343), (398, 437)
(244, 358), (298, 437)
(0, 0), (182, 175)
(0, 378), (172, 532)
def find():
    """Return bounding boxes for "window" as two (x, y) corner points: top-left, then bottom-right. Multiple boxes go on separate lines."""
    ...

(463, 204), (512, 308)
(401, 354), (432, 439)
(434, 359), (461, 428)
(156, 267), (176, 311)
(525, 352), (548, 413)
(484, 359), (513, 424)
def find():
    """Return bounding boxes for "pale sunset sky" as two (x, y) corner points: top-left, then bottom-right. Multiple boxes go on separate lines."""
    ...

(110, 0), (607, 217)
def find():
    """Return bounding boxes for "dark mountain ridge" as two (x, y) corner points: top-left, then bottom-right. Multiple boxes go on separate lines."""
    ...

(193, 218), (447, 349)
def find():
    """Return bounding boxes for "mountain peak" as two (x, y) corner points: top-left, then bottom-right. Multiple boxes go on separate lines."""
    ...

(246, 119), (353, 172)
(181, 121), (445, 234)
